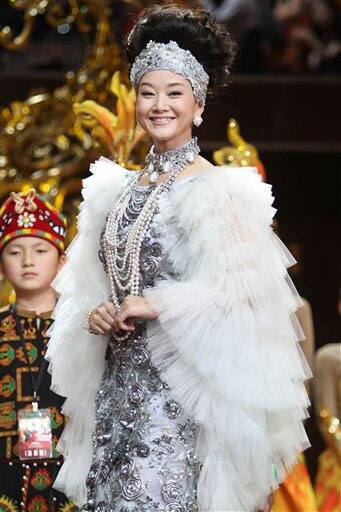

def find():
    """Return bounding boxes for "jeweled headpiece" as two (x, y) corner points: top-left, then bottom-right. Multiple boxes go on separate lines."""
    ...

(130, 40), (209, 104)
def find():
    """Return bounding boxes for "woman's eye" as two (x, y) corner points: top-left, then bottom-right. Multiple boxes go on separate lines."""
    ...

(37, 249), (47, 253)
(9, 251), (19, 255)
(141, 91), (153, 97)
(169, 91), (182, 96)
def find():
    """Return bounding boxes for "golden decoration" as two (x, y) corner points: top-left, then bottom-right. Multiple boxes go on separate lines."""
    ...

(213, 119), (266, 181)
(319, 408), (341, 464)
(0, 493), (19, 512)
(0, 1), (145, 220)
(73, 71), (148, 168)
(1, 0), (84, 51)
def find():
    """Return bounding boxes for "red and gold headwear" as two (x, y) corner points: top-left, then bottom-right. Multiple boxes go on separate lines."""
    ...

(0, 189), (66, 253)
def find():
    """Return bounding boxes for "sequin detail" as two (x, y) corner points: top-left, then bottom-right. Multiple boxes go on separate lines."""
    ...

(86, 184), (200, 511)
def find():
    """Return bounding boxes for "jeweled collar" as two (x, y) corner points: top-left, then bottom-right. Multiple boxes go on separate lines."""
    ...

(143, 137), (200, 184)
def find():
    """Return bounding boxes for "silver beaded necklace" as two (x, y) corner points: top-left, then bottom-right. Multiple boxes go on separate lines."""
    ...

(144, 136), (199, 183)
(103, 137), (199, 339)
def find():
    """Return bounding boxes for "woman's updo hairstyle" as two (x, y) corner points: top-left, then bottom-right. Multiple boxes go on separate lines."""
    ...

(125, 4), (236, 102)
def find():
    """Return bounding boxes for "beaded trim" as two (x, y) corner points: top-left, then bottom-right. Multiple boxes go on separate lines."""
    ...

(130, 40), (209, 104)
(85, 309), (99, 335)
(0, 228), (65, 252)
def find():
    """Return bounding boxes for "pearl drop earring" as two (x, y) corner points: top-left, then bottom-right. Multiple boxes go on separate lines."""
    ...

(193, 114), (203, 127)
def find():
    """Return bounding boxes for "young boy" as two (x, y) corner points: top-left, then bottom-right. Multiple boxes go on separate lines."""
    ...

(0, 190), (78, 511)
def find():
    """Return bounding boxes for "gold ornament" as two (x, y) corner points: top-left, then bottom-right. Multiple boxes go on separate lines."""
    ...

(213, 118), (266, 181)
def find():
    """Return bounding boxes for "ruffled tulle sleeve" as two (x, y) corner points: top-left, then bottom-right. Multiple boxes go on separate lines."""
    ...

(144, 166), (311, 512)
(45, 157), (129, 506)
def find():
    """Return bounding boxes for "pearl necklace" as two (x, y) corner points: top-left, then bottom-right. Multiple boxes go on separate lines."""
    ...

(103, 137), (200, 339)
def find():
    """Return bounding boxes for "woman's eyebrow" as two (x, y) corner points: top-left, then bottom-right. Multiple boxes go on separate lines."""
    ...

(167, 83), (185, 87)
(139, 82), (185, 87)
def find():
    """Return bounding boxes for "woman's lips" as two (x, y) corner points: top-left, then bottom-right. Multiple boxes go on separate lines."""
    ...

(149, 117), (174, 126)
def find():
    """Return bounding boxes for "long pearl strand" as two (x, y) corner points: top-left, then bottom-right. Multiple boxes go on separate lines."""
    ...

(103, 138), (200, 340)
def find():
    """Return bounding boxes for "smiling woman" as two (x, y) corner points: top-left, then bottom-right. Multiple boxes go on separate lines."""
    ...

(46, 5), (311, 512)
(137, 70), (203, 153)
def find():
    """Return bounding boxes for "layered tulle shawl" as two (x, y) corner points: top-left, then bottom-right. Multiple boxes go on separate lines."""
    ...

(145, 166), (311, 512)
(46, 157), (129, 506)
(47, 162), (310, 511)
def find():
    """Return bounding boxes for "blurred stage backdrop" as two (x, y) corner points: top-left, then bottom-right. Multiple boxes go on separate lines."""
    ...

(0, 0), (340, 498)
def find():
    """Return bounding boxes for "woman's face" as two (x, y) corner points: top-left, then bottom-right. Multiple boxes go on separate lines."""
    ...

(136, 70), (204, 151)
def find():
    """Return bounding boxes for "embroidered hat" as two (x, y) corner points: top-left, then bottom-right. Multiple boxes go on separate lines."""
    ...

(0, 189), (66, 253)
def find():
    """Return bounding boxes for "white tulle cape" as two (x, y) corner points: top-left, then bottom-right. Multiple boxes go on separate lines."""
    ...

(46, 157), (310, 511)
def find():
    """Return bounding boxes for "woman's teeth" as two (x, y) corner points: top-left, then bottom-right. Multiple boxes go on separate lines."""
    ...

(150, 117), (174, 126)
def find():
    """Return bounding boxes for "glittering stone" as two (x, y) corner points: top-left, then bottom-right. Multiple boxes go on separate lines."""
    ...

(185, 498), (198, 512)
(161, 480), (183, 504)
(185, 448), (200, 467)
(141, 256), (160, 277)
(165, 505), (184, 512)
(149, 171), (158, 183)
(136, 442), (150, 458)
(86, 498), (95, 510)
(86, 465), (99, 487)
(149, 242), (163, 258)
(122, 476), (143, 501)
(163, 160), (171, 173)
(116, 457), (134, 479)
(177, 419), (198, 443)
(164, 399), (182, 419)
(186, 151), (195, 163)
(128, 383), (145, 405)
(131, 347), (150, 366)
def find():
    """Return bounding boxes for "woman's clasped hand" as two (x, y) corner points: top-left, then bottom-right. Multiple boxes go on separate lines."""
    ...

(89, 296), (159, 335)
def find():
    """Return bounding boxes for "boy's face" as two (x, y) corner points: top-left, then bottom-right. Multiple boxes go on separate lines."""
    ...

(0, 237), (65, 294)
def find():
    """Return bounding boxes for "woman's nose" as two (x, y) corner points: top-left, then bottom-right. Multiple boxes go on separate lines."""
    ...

(152, 94), (168, 111)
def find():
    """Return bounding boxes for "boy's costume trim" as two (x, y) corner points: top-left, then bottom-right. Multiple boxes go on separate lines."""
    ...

(0, 304), (78, 511)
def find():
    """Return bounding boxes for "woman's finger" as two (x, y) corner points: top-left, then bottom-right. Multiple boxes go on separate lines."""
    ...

(96, 309), (114, 326)
(117, 319), (135, 331)
(93, 317), (112, 333)
(114, 309), (135, 332)
(104, 301), (116, 317)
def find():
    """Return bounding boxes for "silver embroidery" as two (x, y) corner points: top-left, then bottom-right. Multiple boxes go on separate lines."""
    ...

(87, 183), (200, 511)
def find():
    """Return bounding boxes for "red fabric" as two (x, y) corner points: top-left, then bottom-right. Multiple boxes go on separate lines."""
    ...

(0, 189), (66, 253)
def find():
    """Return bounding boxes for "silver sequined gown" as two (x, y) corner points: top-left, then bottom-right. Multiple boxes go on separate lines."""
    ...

(86, 179), (200, 512)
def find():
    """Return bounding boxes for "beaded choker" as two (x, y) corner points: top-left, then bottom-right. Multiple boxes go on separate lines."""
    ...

(144, 137), (200, 184)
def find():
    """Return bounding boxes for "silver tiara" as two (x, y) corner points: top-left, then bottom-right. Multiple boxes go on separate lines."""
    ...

(130, 40), (209, 104)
